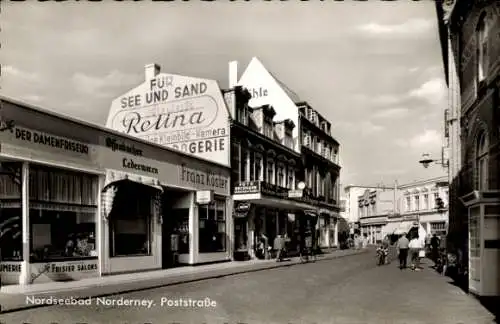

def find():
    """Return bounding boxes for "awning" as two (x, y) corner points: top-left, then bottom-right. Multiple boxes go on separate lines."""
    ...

(103, 169), (163, 192)
(383, 222), (399, 236)
(393, 221), (414, 235)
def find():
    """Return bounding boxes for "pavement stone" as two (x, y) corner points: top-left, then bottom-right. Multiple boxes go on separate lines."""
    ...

(0, 251), (495, 324)
(0, 248), (366, 314)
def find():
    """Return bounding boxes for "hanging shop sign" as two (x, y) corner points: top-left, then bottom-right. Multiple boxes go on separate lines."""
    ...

(234, 202), (251, 218)
(288, 190), (303, 198)
(196, 190), (214, 205)
(0, 126), (98, 168)
(107, 69), (230, 167)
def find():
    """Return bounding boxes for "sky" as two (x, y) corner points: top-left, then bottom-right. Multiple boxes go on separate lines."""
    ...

(1, 1), (447, 189)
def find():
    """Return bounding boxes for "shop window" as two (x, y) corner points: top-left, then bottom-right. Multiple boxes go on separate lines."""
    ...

(198, 198), (226, 253)
(0, 207), (22, 261)
(469, 207), (481, 281)
(30, 209), (97, 262)
(28, 165), (98, 262)
(109, 182), (155, 257)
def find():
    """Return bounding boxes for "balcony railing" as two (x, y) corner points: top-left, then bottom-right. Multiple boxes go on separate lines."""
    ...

(233, 181), (338, 207)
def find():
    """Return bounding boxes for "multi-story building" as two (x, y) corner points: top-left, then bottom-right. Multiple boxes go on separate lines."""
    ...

(225, 86), (325, 259)
(297, 102), (341, 248)
(357, 188), (395, 244)
(344, 185), (392, 234)
(346, 177), (449, 245)
(436, 0), (500, 297)
(227, 57), (342, 258)
(388, 177), (449, 242)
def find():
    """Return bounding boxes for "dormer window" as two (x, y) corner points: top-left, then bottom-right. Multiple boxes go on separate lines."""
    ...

(476, 12), (490, 85)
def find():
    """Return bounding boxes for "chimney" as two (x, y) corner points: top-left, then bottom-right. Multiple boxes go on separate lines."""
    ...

(229, 61), (238, 88)
(145, 63), (161, 81)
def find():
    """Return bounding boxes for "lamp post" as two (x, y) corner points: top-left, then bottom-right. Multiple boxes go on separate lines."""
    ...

(418, 152), (449, 169)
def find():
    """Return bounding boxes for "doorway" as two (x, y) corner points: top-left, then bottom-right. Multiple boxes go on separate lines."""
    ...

(161, 189), (190, 269)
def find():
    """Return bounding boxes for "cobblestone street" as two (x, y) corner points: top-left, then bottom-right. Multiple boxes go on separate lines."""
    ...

(1, 252), (496, 324)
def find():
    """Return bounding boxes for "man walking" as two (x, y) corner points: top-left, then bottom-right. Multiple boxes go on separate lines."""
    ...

(396, 233), (410, 270)
(430, 234), (441, 263)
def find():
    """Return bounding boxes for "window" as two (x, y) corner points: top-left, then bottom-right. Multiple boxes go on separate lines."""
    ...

(433, 192), (439, 208)
(469, 207), (481, 281)
(371, 204), (376, 214)
(0, 164), (22, 261)
(287, 167), (294, 189)
(231, 142), (241, 185)
(476, 13), (490, 84)
(237, 105), (248, 125)
(198, 198), (226, 253)
(423, 194), (429, 210)
(109, 181), (154, 257)
(249, 152), (255, 181)
(277, 164), (285, 187)
(255, 154), (263, 181)
(415, 195), (420, 211)
(431, 222), (446, 232)
(241, 149), (248, 182)
(28, 165), (98, 262)
(475, 131), (488, 191)
(264, 121), (273, 138)
(303, 131), (311, 148)
(405, 196), (411, 211)
(267, 160), (274, 184)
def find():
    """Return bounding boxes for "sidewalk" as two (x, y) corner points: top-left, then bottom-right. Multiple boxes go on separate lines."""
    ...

(0, 248), (367, 313)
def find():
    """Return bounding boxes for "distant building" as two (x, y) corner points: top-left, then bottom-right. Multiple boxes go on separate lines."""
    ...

(346, 177), (449, 245)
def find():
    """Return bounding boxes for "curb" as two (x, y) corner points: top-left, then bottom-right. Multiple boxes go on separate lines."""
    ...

(0, 249), (367, 314)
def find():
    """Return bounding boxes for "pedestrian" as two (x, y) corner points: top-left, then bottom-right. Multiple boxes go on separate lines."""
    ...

(409, 235), (423, 271)
(430, 234), (441, 263)
(273, 235), (284, 262)
(396, 233), (410, 270)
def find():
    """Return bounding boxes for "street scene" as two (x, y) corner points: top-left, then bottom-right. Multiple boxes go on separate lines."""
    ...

(1, 250), (496, 324)
(1, 0), (500, 323)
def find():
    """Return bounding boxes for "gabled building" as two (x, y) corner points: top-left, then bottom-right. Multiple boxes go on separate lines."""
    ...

(224, 86), (319, 260)
(232, 57), (342, 251)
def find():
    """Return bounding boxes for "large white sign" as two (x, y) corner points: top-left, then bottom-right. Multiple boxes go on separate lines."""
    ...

(107, 71), (230, 167)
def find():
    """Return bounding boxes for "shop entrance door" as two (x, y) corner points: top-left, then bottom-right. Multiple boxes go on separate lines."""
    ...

(161, 189), (189, 269)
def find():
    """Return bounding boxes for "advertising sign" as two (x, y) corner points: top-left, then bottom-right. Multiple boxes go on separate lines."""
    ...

(196, 190), (214, 205)
(107, 71), (230, 167)
(0, 125), (98, 169)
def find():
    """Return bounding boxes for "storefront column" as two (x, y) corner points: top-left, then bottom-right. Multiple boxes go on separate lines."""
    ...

(227, 198), (234, 259)
(20, 162), (30, 286)
(248, 209), (255, 258)
(189, 192), (198, 264)
(324, 217), (330, 248)
(96, 175), (105, 277)
(333, 219), (338, 247)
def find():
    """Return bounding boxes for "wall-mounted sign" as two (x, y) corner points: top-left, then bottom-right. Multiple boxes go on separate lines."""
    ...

(107, 69), (230, 167)
(179, 163), (229, 194)
(196, 190), (214, 204)
(0, 125), (98, 169)
(288, 190), (303, 198)
(234, 181), (260, 194)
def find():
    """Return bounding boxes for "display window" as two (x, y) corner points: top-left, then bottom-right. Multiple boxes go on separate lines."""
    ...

(198, 198), (226, 253)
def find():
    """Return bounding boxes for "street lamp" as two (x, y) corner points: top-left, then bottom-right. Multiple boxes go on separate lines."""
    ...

(418, 152), (449, 169)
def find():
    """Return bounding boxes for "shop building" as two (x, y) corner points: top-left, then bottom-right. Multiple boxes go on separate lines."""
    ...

(297, 102), (341, 248)
(230, 58), (342, 255)
(357, 188), (393, 245)
(224, 86), (318, 259)
(436, 0), (500, 297)
(344, 185), (391, 234)
(389, 177), (449, 242)
(0, 94), (230, 285)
